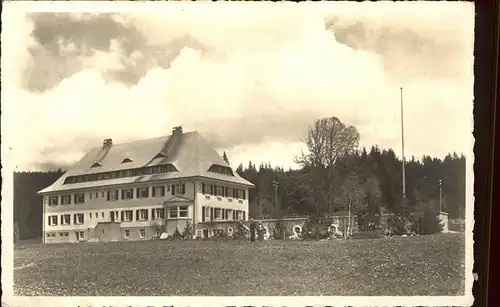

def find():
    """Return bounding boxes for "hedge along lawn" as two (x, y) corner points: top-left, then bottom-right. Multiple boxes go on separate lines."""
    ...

(14, 233), (465, 296)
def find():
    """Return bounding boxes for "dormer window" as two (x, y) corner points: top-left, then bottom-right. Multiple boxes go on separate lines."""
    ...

(91, 162), (102, 168)
(208, 164), (235, 176)
(121, 158), (133, 163)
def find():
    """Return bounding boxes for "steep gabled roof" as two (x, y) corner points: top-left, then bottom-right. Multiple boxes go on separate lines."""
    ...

(38, 131), (254, 194)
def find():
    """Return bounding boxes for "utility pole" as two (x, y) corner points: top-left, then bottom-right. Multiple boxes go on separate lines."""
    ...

(347, 196), (352, 239)
(439, 179), (443, 213)
(272, 170), (279, 217)
(259, 192), (262, 219)
(400, 87), (407, 216)
(460, 207), (464, 232)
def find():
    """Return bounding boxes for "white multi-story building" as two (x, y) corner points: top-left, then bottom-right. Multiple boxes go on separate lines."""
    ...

(38, 126), (254, 243)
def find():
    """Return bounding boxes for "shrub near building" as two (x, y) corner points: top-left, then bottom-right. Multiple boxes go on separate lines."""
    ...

(417, 205), (444, 235)
(182, 221), (194, 239)
(232, 221), (248, 240)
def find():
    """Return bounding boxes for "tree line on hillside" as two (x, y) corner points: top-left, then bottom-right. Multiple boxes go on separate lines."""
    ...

(13, 117), (465, 240)
(232, 117), (466, 227)
(14, 170), (66, 240)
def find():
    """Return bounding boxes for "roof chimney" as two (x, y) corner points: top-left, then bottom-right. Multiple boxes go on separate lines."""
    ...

(172, 126), (183, 135)
(103, 138), (113, 148)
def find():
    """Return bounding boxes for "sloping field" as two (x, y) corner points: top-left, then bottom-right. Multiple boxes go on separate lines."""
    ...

(14, 233), (465, 296)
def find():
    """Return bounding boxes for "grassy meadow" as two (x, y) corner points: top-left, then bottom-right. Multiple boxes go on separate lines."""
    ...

(14, 233), (465, 296)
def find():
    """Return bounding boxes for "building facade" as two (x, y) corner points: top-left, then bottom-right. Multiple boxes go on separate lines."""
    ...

(38, 127), (254, 244)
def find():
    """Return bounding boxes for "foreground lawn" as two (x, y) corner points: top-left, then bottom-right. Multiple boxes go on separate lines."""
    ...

(14, 233), (465, 296)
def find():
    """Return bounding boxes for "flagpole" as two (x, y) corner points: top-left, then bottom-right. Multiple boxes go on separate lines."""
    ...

(400, 87), (406, 215)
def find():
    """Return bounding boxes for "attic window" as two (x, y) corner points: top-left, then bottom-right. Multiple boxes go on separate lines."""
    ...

(121, 158), (133, 163)
(91, 163), (102, 168)
(208, 164), (235, 176)
(154, 153), (166, 159)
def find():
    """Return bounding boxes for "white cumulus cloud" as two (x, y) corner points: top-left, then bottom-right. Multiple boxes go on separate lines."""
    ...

(1, 1), (474, 171)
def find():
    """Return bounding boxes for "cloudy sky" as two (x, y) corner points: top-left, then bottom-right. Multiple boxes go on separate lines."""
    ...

(2, 1), (474, 171)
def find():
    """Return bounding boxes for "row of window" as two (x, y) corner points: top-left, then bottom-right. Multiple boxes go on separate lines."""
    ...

(46, 229), (148, 240)
(201, 183), (247, 199)
(63, 163), (236, 185)
(48, 213), (84, 226)
(47, 206), (190, 226)
(201, 206), (246, 222)
(46, 232), (70, 238)
(47, 184), (186, 206)
(49, 211), (107, 221)
(47, 225), (246, 240)
(46, 206), (246, 226)
(63, 164), (178, 184)
(47, 183), (247, 206)
(124, 228), (146, 239)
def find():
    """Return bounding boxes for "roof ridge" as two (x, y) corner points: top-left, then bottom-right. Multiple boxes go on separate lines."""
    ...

(98, 131), (200, 148)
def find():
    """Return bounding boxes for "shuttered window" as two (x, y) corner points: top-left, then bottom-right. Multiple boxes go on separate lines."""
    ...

(61, 195), (71, 205)
(152, 186), (165, 197)
(215, 208), (222, 220)
(49, 196), (58, 206)
(74, 193), (85, 204)
(173, 184), (186, 195)
(137, 187), (149, 199)
(61, 214), (70, 225)
(137, 209), (148, 220)
(123, 210), (133, 221)
(153, 208), (164, 219)
(48, 215), (58, 226)
(122, 189), (134, 200)
(107, 190), (119, 201)
(215, 185), (223, 196)
(72, 213), (84, 224)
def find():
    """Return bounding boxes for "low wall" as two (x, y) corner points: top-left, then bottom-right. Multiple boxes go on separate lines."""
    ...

(255, 218), (308, 238)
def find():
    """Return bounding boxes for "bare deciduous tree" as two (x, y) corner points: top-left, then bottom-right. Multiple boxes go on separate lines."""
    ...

(294, 117), (360, 218)
(295, 117), (360, 169)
